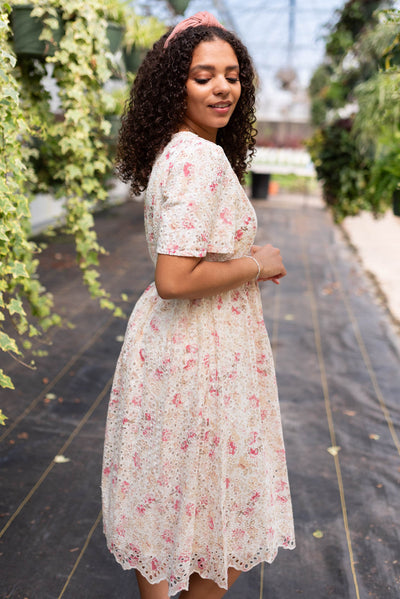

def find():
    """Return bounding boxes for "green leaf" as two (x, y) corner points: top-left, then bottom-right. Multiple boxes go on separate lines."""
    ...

(65, 164), (82, 179)
(0, 369), (14, 390)
(0, 225), (9, 242)
(2, 86), (19, 102)
(10, 262), (29, 278)
(7, 297), (26, 317)
(44, 17), (60, 31)
(29, 324), (40, 337)
(0, 331), (21, 354)
(2, 51), (16, 69)
(100, 298), (114, 310)
(0, 408), (9, 424)
(30, 6), (46, 18)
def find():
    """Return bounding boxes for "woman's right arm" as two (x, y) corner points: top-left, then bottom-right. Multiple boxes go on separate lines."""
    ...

(155, 243), (286, 300)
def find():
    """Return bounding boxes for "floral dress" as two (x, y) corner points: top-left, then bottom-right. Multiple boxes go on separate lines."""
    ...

(102, 131), (295, 595)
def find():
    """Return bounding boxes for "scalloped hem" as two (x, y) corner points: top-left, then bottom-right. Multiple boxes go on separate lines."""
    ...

(108, 541), (296, 596)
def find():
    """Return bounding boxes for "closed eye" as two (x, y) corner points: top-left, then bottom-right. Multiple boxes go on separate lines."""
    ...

(195, 77), (239, 84)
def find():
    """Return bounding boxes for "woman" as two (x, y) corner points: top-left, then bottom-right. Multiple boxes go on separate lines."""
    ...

(102, 12), (295, 599)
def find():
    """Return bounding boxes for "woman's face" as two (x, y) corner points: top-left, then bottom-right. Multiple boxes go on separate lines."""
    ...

(183, 38), (241, 142)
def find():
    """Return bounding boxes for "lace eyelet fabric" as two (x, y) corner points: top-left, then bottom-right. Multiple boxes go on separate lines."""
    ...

(102, 132), (295, 595)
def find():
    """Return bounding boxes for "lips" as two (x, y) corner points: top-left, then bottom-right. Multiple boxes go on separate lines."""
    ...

(208, 102), (233, 116)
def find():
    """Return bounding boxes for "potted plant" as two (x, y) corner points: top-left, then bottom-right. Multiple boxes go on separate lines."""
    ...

(11, 3), (63, 57)
(123, 12), (166, 73)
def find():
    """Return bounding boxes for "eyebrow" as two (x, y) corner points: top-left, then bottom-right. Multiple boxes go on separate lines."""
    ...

(190, 64), (239, 73)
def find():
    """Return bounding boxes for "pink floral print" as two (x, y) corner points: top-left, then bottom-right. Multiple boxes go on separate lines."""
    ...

(102, 132), (295, 596)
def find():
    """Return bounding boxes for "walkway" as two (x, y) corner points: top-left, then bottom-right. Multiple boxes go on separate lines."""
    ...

(1, 192), (399, 598)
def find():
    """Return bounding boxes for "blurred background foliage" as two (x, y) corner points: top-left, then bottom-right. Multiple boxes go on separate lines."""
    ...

(308, 0), (400, 221)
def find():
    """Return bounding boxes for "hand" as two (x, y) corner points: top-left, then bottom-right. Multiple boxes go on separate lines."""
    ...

(251, 244), (286, 284)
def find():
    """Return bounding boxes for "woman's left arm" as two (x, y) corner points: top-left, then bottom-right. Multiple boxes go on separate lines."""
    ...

(155, 242), (286, 300)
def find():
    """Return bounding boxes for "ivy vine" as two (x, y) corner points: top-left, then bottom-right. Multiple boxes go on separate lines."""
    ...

(0, 2), (60, 424)
(34, 0), (121, 310)
(1, 0), (165, 406)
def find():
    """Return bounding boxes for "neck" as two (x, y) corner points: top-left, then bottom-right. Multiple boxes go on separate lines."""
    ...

(179, 119), (217, 143)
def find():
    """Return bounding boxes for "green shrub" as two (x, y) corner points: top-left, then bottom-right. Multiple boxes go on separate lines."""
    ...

(308, 2), (399, 220)
(307, 119), (378, 221)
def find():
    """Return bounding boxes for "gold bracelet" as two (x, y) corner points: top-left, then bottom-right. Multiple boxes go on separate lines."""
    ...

(246, 255), (261, 280)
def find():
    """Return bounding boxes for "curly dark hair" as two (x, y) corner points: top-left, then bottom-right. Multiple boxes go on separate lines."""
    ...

(116, 25), (258, 194)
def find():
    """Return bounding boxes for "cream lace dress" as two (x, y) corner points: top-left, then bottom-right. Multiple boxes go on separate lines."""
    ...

(102, 131), (295, 595)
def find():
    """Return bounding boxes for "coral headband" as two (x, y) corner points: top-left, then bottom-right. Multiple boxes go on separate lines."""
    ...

(164, 11), (225, 49)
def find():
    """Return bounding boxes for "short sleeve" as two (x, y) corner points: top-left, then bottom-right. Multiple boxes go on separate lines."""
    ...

(156, 141), (236, 258)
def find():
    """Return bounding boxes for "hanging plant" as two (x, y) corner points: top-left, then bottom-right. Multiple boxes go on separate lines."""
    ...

(0, 3), (60, 407)
(0, 0), (125, 397)
(123, 12), (166, 74)
(10, 2), (63, 57)
(13, 0), (125, 309)
(1, 0), (166, 398)
(45, 0), (119, 308)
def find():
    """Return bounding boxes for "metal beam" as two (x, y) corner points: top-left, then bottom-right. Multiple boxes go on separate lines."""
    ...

(288, 0), (296, 65)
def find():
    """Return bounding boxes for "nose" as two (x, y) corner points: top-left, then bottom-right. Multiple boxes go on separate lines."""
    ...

(213, 75), (230, 96)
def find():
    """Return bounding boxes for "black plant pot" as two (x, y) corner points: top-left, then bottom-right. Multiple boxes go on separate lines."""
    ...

(11, 4), (63, 58)
(251, 173), (270, 200)
(393, 190), (400, 217)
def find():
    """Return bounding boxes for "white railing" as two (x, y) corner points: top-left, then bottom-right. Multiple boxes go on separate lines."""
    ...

(251, 147), (315, 177)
